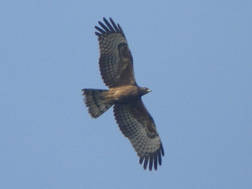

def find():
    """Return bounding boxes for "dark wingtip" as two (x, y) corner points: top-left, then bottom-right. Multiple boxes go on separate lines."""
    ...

(160, 143), (165, 156)
(139, 155), (160, 171)
(94, 17), (124, 37)
(154, 156), (158, 170)
(149, 156), (153, 171)
(95, 25), (105, 35)
(139, 143), (164, 171)
(139, 157), (144, 164)
(143, 157), (149, 170)
(95, 32), (101, 36)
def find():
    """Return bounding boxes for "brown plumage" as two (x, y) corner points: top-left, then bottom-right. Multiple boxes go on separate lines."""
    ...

(82, 18), (164, 171)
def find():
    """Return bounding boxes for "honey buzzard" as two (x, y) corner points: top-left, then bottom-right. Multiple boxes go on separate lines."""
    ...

(82, 18), (164, 171)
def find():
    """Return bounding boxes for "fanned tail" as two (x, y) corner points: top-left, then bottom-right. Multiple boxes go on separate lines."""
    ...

(82, 89), (113, 118)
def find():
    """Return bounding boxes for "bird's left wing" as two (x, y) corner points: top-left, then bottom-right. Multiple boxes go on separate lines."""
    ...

(113, 100), (164, 171)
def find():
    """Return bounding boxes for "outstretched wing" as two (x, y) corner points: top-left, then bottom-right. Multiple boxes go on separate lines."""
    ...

(113, 100), (164, 171)
(95, 18), (136, 88)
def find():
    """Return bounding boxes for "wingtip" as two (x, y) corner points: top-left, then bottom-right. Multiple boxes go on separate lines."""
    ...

(139, 146), (164, 171)
(160, 143), (165, 156)
(143, 157), (149, 170)
(103, 17), (108, 22)
(95, 17), (125, 37)
(109, 17), (114, 23)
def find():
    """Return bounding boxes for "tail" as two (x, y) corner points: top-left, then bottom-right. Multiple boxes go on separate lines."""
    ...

(82, 89), (113, 118)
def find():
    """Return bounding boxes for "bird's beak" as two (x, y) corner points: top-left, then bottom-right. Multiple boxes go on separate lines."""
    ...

(147, 89), (152, 93)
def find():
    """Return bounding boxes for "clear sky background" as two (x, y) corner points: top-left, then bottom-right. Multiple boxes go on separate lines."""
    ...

(1, 1), (251, 189)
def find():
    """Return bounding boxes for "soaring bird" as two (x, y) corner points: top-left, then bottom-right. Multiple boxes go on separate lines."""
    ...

(82, 18), (164, 170)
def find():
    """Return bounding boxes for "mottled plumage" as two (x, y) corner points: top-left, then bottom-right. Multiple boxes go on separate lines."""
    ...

(82, 18), (164, 170)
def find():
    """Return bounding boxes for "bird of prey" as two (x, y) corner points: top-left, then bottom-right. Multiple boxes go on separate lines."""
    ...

(82, 18), (164, 171)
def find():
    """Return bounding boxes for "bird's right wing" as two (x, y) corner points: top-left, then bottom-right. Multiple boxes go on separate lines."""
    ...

(95, 18), (136, 88)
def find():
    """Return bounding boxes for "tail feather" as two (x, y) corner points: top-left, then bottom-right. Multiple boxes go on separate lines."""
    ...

(82, 89), (113, 118)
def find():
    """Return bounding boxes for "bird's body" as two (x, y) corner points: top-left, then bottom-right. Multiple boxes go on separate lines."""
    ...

(82, 18), (164, 170)
(107, 85), (150, 103)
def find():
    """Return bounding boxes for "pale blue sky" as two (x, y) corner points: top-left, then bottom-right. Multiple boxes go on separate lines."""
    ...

(1, 1), (252, 188)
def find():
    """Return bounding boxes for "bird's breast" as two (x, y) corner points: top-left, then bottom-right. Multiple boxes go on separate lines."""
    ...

(107, 85), (140, 104)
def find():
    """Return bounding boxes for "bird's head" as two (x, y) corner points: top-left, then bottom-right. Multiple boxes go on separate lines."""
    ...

(139, 87), (152, 96)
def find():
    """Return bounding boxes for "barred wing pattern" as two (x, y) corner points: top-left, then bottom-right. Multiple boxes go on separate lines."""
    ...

(95, 18), (136, 88)
(114, 100), (164, 171)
